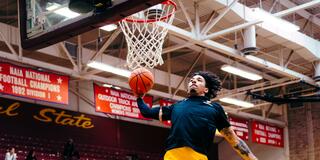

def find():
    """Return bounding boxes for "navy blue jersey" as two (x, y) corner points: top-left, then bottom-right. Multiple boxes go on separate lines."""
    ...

(137, 96), (230, 155)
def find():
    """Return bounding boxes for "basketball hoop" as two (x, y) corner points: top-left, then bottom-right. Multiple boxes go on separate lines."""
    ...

(119, 0), (176, 70)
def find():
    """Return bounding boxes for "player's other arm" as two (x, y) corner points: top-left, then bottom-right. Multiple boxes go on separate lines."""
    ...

(220, 127), (258, 160)
(136, 97), (160, 119)
(137, 97), (173, 120)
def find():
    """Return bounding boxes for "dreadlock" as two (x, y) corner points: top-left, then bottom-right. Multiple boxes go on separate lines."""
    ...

(191, 71), (222, 99)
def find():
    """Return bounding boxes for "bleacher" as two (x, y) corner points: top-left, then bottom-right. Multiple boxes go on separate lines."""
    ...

(0, 133), (161, 160)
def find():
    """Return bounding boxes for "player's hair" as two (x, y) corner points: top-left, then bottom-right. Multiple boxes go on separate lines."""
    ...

(191, 71), (221, 99)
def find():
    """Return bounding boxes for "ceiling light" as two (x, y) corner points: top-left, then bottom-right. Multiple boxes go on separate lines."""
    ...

(87, 61), (131, 78)
(46, 3), (80, 18)
(113, 86), (121, 90)
(221, 65), (262, 81)
(103, 84), (113, 88)
(100, 24), (118, 32)
(219, 97), (254, 108)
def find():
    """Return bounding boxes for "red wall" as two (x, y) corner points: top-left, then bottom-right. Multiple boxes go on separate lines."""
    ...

(0, 97), (168, 154)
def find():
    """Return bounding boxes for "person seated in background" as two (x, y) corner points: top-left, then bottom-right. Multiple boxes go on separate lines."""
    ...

(5, 147), (17, 160)
(63, 138), (80, 160)
(25, 149), (37, 160)
(63, 138), (74, 160)
(72, 150), (80, 160)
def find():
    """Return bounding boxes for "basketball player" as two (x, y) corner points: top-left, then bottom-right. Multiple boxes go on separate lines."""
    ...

(136, 71), (258, 160)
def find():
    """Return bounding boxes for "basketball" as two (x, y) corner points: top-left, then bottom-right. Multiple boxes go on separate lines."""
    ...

(129, 68), (154, 95)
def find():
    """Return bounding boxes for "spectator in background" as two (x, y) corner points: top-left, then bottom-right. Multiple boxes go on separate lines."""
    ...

(5, 147), (17, 160)
(126, 154), (139, 160)
(63, 139), (75, 160)
(25, 149), (37, 160)
(72, 151), (80, 160)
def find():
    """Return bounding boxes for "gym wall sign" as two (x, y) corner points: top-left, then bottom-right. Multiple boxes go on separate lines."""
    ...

(0, 63), (69, 104)
(94, 83), (153, 120)
(0, 101), (94, 129)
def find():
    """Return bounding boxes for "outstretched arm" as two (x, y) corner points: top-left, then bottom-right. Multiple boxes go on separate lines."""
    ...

(137, 97), (173, 120)
(137, 97), (160, 119)
(220, 127), (258, 160)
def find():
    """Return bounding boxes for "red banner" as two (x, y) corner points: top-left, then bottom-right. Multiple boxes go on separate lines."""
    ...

(94, 84), (153, 119)
(159, 99), (175, 126)
(159, 99), (174, 107)
(0, 63), (69, 104)
(229, 116), (249, 140)
(252, 121), (284, 147)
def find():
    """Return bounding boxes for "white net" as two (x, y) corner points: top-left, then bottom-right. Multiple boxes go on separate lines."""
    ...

(119, 0), (176, 70)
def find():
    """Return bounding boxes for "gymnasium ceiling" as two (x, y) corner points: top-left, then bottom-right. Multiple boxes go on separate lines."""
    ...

(0, 0), (320, 123)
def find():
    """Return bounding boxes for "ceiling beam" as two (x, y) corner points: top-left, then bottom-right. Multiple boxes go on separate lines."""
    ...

(162, 43), (192, 54)
(177, 0), (195, 33)
(278, 0), (320, 27)
(170, 36), (277, 81)
(201, 0), (239, 35)
(202, 20), (262, 40)
(215, 0), (320, 61)
(59, 42), (77, 70)
(157, 21), (314, 83)
(85, 29), (121, 65)
(274, 0), (320, 17)
(0, 29), (17, 56)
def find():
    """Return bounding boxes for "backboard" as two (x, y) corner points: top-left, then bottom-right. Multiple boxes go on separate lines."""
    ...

(19, 0), (166, 50)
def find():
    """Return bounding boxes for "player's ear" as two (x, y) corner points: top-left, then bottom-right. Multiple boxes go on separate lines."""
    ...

(204, 87), (208, 93)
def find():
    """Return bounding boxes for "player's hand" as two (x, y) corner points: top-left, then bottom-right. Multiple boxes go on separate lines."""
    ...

(133, 91), (145, 98)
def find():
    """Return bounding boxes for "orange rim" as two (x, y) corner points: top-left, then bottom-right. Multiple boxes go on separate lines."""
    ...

(122, 0), (176, 23)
